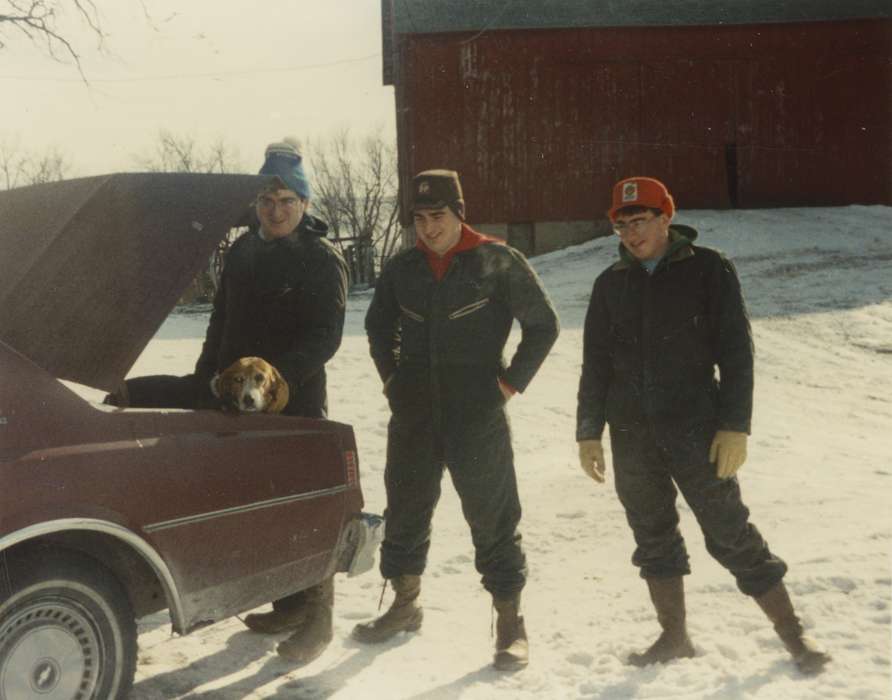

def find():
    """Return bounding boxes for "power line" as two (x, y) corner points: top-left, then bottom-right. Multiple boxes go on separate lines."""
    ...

(0, 52), (381, 83)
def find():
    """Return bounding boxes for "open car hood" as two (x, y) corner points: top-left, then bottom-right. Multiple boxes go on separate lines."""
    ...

(0, 172), (270, 392)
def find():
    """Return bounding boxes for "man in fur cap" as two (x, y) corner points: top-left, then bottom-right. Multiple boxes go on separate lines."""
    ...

(354, 169), (559, 671)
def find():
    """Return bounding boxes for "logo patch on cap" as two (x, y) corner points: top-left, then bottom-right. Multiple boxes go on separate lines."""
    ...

(418, 181), (430, 195)
(622, 182), (638, 202)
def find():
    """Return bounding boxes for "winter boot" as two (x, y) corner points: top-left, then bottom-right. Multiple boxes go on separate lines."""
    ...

(352, 575), (423, 644)
(493, 593), (529, 671)
(243, 594), (310, 634)
(755, 581), (831, 674)
(628, 577), (695, 666)
(276, 577), (335, 664)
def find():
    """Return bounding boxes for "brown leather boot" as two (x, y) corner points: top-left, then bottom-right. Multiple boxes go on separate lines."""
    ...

(276, 577), (335, 664)
(755, 582), (831, 674)
(352, 575), (423, 643)
(493, 593), (529, 671)
(243, 594), (310, 634)
(628, 577), (695, 666)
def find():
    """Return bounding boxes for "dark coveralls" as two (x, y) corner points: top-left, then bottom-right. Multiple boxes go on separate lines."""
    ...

(366, 226), (559, 596)
(577, 226), (787, 597)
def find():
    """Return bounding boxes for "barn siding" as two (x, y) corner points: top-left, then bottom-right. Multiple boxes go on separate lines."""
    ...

(395, 19), (891, 226)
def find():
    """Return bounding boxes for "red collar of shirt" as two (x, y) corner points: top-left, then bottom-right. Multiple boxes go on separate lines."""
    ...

(416, 224), (501, 281)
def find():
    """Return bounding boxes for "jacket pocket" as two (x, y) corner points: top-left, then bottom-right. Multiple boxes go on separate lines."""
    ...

(447, 297), (490, 320)
(661, 313), (703, 340)
(400, 304), (425, 323)
(386, 367), (430, 419)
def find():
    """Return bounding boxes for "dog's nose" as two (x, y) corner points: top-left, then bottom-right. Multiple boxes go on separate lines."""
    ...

(243, 394), (255, 407)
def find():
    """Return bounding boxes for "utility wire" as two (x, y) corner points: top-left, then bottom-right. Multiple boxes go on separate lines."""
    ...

(0, 52), (381, 83)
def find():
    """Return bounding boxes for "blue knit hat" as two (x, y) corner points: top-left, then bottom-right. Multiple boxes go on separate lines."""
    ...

(259, 138), (312, 200)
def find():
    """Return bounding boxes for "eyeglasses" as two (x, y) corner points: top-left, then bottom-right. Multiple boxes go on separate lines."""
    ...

(256, 195), (302, 212)
(613, 214), (657, 236)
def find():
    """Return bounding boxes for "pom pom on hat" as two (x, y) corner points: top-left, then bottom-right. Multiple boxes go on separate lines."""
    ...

(265, 136), (303, 158)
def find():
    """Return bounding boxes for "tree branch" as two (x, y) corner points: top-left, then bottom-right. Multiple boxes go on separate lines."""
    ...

(0, 0), (108, 82)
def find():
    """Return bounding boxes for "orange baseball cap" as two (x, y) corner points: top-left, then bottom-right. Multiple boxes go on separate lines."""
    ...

(608, 177), (675, 221)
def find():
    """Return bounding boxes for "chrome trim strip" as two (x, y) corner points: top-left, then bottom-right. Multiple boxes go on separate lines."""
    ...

(143, 485), (349, 534)
(0, 518), (186, 632)
(399, 304), (425, 322)
(448, 297), (490, 319)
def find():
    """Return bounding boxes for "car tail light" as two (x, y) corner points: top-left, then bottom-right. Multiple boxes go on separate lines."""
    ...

(344, 449), (358, 487)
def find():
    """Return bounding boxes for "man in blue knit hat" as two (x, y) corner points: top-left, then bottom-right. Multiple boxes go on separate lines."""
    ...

(195, 138), (345, 418)
(258, 138), (313, 202)
(194, 138), (349, 664)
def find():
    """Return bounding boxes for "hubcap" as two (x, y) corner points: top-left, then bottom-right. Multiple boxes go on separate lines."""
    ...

(32, 657), (62, 692)
(0, 600), (101, 699)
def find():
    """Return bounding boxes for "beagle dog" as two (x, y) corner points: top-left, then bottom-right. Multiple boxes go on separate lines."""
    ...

(212, 357), (289, 414)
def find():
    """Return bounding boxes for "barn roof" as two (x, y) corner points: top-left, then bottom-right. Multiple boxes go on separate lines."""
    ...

(382, 0), (891, 83)
(387, 0), (891, 35)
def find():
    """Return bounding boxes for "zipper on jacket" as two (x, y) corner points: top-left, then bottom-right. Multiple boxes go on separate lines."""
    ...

(400, 304), (425, 322)
(447, 298), (490, 320)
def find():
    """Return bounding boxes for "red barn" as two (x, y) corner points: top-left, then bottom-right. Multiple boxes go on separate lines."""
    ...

(382, 0), (892, 254)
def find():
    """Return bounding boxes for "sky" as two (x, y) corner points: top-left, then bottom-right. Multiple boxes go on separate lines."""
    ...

(64, 204), (892, 699)
(0, 0), (396, 176)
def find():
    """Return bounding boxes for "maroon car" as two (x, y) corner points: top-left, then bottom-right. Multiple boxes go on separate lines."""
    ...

(0, 174), (379, 699)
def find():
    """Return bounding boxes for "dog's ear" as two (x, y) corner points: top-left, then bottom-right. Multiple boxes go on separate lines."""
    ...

(210, 373), (221, 398)
(214, 372), (241, 413)
(266, 364), (290, 414)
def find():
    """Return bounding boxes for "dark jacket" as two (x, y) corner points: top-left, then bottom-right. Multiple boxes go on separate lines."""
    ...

(577, 226), (754, 441)
(195, 213), (348, 417)
(366, 225), (559, 425)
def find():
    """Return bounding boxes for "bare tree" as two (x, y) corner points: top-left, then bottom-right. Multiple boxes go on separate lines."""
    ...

(0, 137), (70, 189)
(0, 0), (106, 80)
(137, 130), (243, 175)
(308, 128), (401, 285)
(23, 146), (68, 183)
(0, 139), (26, 189)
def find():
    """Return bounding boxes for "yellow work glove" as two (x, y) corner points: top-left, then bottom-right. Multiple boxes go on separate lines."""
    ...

(578, 439), (606, 483)
(709, 430), (748, 479)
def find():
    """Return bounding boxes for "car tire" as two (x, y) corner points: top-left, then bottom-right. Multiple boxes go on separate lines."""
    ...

(0, 546), (137, 700)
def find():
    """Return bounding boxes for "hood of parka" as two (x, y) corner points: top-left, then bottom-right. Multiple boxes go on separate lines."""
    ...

(296, 213), (329, 238)
(614, 224), (699, 271)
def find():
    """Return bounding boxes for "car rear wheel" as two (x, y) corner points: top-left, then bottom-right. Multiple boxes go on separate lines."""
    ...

(0, 547), (136, 700)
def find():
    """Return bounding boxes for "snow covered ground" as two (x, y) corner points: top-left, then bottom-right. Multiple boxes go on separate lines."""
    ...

(126, 206), (892, 699)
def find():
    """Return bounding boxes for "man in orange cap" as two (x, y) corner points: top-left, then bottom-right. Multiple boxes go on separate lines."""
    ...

(576, 177), (830, 674)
